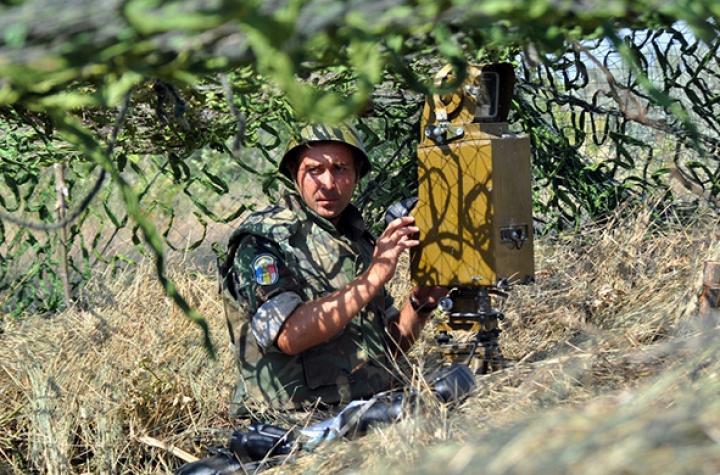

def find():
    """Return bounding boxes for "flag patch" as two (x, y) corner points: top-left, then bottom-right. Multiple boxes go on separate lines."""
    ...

(252, 254), (279, 286)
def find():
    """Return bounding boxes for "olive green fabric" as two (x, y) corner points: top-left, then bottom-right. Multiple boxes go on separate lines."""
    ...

(221, 192), (400, 414)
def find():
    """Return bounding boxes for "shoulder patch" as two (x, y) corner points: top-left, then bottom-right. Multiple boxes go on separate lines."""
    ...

(252, 254), (279, 286)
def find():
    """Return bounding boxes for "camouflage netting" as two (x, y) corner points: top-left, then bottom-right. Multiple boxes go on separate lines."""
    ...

(0, 1), (719, 318)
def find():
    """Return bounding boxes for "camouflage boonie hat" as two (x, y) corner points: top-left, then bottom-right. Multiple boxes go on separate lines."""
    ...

(279, 123), (371, 179)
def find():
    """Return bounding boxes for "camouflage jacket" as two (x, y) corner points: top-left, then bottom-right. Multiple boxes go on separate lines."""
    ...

(220, 192), (401, 414)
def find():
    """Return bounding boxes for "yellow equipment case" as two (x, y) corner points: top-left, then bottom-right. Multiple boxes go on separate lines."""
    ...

(412, 63), (535, 373)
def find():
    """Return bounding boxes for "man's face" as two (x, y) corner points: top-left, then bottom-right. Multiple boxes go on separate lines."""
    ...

(293, 141), (358, 221)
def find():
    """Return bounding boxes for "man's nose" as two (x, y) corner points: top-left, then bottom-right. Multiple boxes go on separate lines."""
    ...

(318, 170), (336, 188)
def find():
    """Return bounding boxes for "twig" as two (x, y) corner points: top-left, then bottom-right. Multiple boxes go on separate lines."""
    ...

(220, 73), (246, 156)
(136, 434), (199, 463)
(571, 40), (649, 125)
(54, 162), (72, 306)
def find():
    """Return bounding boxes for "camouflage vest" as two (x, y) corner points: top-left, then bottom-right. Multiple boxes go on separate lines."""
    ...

(220, 193), (399, 414)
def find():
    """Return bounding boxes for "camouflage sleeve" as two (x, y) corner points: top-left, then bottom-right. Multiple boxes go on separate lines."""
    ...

(252, 291), (303, 349)
(232, 235), (304, 347)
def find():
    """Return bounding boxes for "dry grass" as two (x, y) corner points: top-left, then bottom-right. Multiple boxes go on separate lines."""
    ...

(0, 266), (237, 474)
(2, 198), (720, 474)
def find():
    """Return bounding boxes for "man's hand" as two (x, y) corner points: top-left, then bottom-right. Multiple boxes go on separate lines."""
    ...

(390, 284), (449, 354)
(368, 216), (420, 287)
(410, 285), (448, 313)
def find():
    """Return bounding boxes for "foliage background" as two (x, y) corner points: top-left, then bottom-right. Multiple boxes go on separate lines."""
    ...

(1, 1), (719, 333)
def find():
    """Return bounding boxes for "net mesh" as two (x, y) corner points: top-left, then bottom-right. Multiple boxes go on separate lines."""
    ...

(1, 23), (718, 314)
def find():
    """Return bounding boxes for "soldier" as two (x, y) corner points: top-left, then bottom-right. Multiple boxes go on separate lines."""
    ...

(220, 122), (445, 415)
